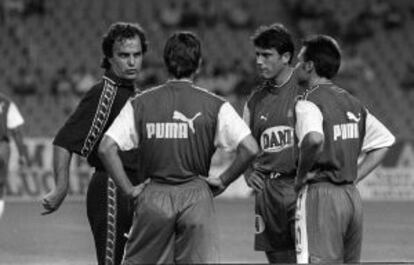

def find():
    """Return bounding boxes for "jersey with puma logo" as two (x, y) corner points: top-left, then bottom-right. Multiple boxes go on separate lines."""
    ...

(302, 83), (367, 183)
(131, 81), (226, 183)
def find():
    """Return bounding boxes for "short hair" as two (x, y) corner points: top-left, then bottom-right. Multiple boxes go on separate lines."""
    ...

(251, 23), (295, 63)
(302, 35), (341, 79)
(101, 22), (148, 70)
(163, 31), (201, 79)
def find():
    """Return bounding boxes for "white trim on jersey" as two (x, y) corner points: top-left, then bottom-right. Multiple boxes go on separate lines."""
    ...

(214, 102), (251, 152)
(295, 100), (324, 147)
(362, 111), (395, 152)
(105, 100), (138, 151)
(7, 102), (24, 129)
(295, 185), (309, 264)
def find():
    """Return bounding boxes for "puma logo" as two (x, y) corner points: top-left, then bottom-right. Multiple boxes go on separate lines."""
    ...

(173, 111), (202, 133)
(260, 115), (267, 121)
(346, 111), (361, 123)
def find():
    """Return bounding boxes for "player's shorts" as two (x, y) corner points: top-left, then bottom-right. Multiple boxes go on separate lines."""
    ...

(295, 182), (363, 263)
(86, 169), (139, 265)
(0, 141), (10, 196)
(254, 174), (296, 254)
(122, 177), (220, 265)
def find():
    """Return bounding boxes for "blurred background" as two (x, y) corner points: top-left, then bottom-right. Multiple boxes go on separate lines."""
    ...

(1, 0), (414, 264)
(1, 0), (414, 138)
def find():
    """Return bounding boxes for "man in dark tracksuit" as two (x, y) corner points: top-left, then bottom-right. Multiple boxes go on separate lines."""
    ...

(294, 35), (395, 263)
(243, 23), (302, 263)
(41, 22), (148, 265)
(98, 31), (259, 264)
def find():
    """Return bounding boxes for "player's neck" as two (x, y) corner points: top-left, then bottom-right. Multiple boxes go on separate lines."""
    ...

(168, 77), (193, 83)
(273, 67), (293, 88)
(309, 76), (331, 89)
(168, 74), (195, 84)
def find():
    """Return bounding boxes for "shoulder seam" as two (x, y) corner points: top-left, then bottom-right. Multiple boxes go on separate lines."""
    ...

(131, 85), (164, 100)
(192, 84), (226, 102)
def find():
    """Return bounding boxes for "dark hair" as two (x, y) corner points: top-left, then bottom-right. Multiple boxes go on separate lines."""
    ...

(163, 31), (201, 79)
(302, 35), (341, 79)
(251, 23), (294, 63)
(101, 22), (148, 70)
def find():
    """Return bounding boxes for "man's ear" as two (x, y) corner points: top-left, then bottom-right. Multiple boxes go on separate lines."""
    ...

(282, 52), (291, 64)
(195, 58), (202, 75)
(305, 60), (314, 73)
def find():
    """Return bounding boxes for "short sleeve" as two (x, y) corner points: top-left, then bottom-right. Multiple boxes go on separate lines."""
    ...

(362, 111), (395, 152)
(7, 102), (24, 129)
(215, 102), (251, 151)
(105, 101), (139, 151)
(295, 100), (324, 147)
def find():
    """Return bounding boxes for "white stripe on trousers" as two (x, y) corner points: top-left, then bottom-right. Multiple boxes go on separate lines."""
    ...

(106, 178), (117, 265)
(295, 185), (309, 264)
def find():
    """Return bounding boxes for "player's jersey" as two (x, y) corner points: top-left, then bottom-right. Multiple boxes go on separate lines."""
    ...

(0, 94), (11, 141)
(245, 72), (302, 175)
(131, 81), (225, 184)
(106, 79), (251, 184)
(53, 71), (138, 171)
(303, 83), (367, 184)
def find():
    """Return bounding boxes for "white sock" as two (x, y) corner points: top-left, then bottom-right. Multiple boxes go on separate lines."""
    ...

(0, 200), (4, 219)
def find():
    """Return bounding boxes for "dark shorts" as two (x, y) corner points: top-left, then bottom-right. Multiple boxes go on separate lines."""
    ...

(254, 175), (296, 253)
(295, 182), (363, 263)
(123, 177), (219, 265)
(86, 169), (140, 265)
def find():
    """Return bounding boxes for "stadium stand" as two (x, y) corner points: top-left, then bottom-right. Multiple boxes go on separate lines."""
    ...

(0, 0), (413, 139)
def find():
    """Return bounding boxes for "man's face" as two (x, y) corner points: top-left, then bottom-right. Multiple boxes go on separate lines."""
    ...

(295, 46), (311, 85)
(109, 36), (143, 80)
(255, 47), (287, 80)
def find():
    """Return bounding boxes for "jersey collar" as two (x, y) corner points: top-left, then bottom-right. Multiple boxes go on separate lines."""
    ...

(103, 71), (135, 90)
(166, 78), (193, 84)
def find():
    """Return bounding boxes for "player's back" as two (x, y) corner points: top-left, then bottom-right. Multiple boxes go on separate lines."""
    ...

(132, 80), (225, 184)
(304, 83), (367, 183)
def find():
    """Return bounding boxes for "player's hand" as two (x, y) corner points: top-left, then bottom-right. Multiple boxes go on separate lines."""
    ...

(205, 177), (226, 197)
(245, 171), (265, 192)
(127, 178), (150, 199)
(294, 172), (314, 193)
(41, 188), (68, 215)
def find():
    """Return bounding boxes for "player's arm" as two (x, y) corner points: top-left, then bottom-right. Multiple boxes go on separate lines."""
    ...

(294, 100), (324, 192)
(98, 101), (148, 198)
(242, 101), (265, 191)
(244, 164), (266, 192)
(355, 111), (395, 184)
(42, 88), (100, 214)
(209, 135), (259, 196)
(355, 148), (389, 184)
(42, 145), (72, 215)
(99, 136), (138, 198)
(206, 102), (259, 196)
